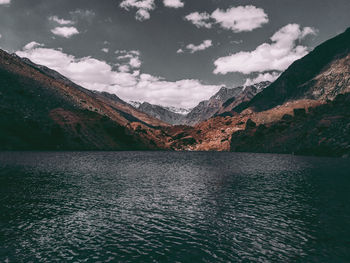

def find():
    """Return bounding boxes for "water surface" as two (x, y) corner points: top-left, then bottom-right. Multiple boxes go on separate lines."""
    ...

(0, 152), (350, 262)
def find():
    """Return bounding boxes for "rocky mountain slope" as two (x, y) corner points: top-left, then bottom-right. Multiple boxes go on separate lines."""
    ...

(183, 86), (242, 125)
(130, 101), (187, 125)
(215, 81), (271, 117)
(230, 93), (350, 157)
(235, 28), (350, 113)
(0, 49), (172, 150)
(165, 28), (350, 156)
(127, 83), (269, 126)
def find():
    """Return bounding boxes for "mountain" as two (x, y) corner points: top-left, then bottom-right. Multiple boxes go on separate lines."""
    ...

(215, 81), (271, 117)
(235, 28), (350, 113)
(162, 105), (191, 115)
(230, 93), (350, 157)
(183, 86), (242, 125)
(1, 27), (349, 156)
(228, 28), (350, 157)
(0, 49), (172, 150)
(129, 100), (142, 109)
(165, 28), (350, 155)
(138, 102), (187, 125)
(129, 101), (189, 125)
(128, 83), (269, 127)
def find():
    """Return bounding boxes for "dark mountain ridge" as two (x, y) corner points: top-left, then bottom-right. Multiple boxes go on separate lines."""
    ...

(0, 49), (171, 150)
(235, 27), (350, 113)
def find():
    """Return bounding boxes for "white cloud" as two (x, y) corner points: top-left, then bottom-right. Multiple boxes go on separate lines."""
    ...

(49, 16), (75, 25)
(16, 43), (219, 108)
(16, 45), (138, 91)
(301, 27), (317, 38)
(116, 50), (142, 71)
(230, 40), (243, 45)
(163, 0), (184, 8)
(244, 72), (280, 86)
(214, 24), (316, 75)
(185, 5), (268, 32)
(118, 65), (131, 72)
(101, 48), (109, 53)
(182, 39), (213, 53)
(184, 12), (212, 28)
(0, 0), (10, 5)
(135, 9), (150, 21)
(23, 41), (43, 50)
(121, 75), (221, 108)
(211, 6), (268, 32)
(51, 27), (79, 38)
(176, 48), (184, 54)
(120, 0), (155, 21)
(129, 57), (141, 68)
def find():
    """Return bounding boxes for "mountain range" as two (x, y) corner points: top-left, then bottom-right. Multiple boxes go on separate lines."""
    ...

(0, 27), (349, 157)
(129, 82), (270, 126)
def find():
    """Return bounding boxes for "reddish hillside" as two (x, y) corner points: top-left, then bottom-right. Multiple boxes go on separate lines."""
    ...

(0, 49), (171, 150)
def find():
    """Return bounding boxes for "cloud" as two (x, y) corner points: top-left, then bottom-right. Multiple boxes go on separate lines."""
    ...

(244, 72), (280, 86)
(0, 33), (2, 39)
(0, 0), (10, 5)
(51, 27), (79, 38)
(230, 40), (243, 44)
(16, 44), (138, 91)
(116, 50), (142, 72)
(176, 48), (184, 54)
(23, 41), (43, 50)
(185, 5), (268, 32)
(123, 76), (220, 108)
(184, 12), (212, 29)
(101, 48), (109, 53)
(180, 39), (213, 54)
(69, 9), (96, 21)
(163, 0), (184, 8)
(16, 43), (219, 108)
(49, 16), (75, 25)
(211, 6), (268, 32)
(214, 24), (317, 75)
(120, 0), (155, 21)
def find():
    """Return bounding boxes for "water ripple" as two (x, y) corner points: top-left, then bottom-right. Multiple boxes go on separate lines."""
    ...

(0, 152), (350, 262)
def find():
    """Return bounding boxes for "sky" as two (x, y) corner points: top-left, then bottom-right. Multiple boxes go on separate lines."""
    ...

(0, 0), (349, 108)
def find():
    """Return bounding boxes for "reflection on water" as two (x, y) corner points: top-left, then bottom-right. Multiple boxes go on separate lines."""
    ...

(0, 152), (350, 262)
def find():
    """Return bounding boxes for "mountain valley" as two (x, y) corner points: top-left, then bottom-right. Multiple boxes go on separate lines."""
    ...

(0, 28), (349, 157)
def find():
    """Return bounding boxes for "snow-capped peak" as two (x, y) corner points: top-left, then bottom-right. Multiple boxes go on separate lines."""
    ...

(163, 106), (192, 115)
(129, 101), (142, 109)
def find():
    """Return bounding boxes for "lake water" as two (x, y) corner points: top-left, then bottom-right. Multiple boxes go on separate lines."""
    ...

(0, 152), (349, 262)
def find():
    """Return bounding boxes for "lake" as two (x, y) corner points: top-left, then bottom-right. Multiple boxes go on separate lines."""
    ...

(0, 152), (350, 262)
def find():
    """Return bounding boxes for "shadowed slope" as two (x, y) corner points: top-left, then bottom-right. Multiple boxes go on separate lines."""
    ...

(235, 27), (350, 113)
